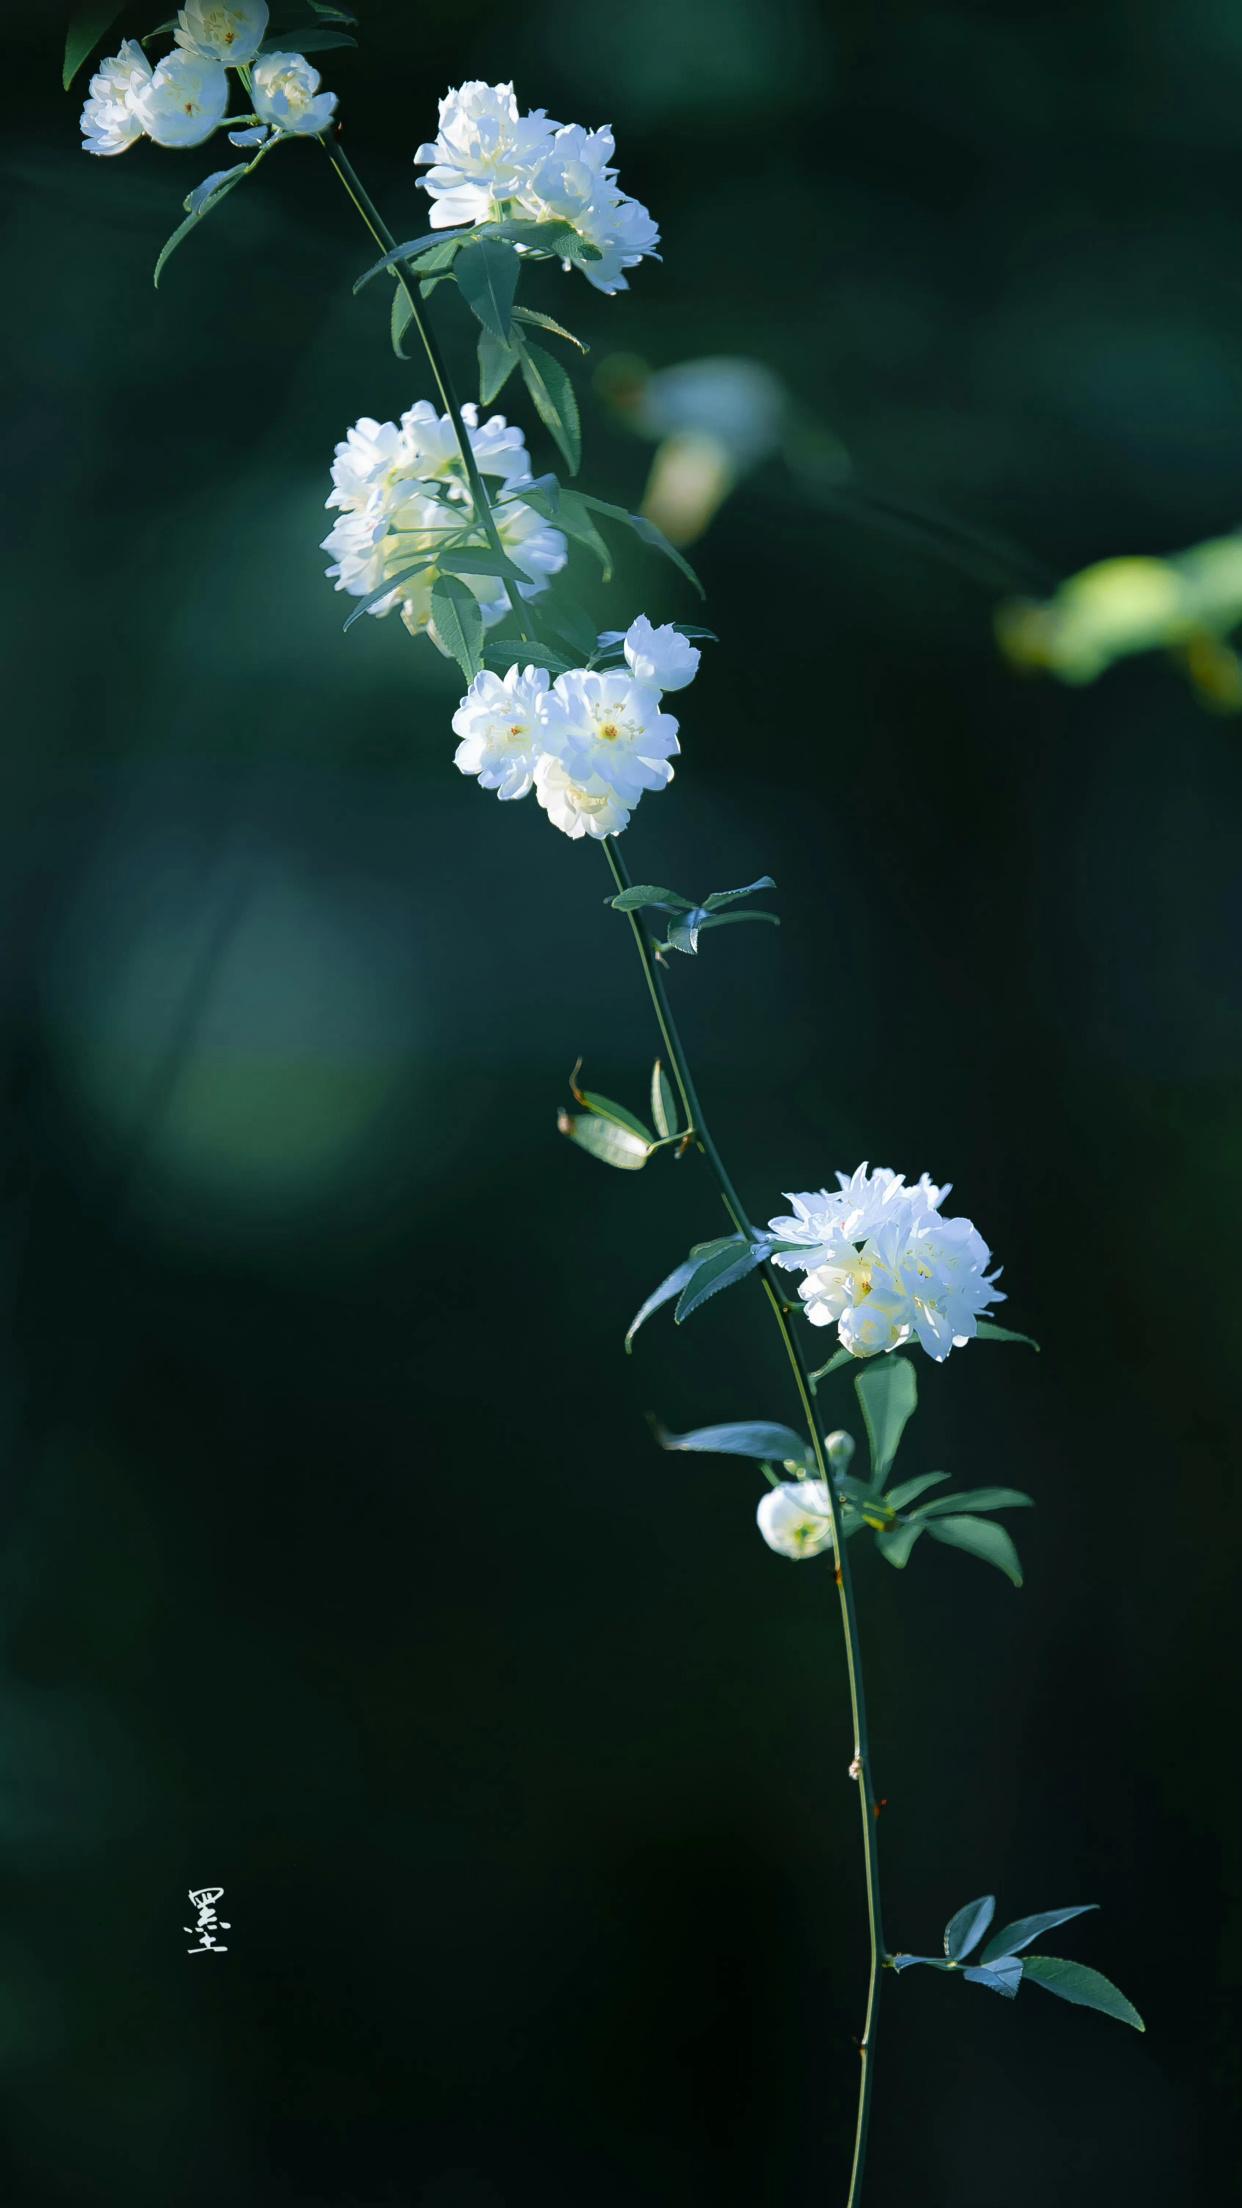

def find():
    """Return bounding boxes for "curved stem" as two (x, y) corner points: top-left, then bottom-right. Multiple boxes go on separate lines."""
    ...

(320, 136), (532, 642)
(602, 833), (884, 2206)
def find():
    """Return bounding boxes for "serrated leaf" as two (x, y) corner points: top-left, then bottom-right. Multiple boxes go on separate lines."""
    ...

(547, 490), (613, 577)
(478, 331), (519, 406)
(674, 1241), (767, 1324)
(913, 1487), (1033, 1518)
(855, 1357), (918, 1481)
(981, 1906), (1098, 1966)
(556, 1109), (649, 1171)
(64, 4), (124, 89)
(625, 1259), (699, 1353)
(609, 884), (695, 914)
(342, 557), (438, 631)
(1022, 1956), (1144, 2030)
(518, 339), (582, 475)
(456, 236), (520, 341)
(925, 1514), (1024, 1587)
(874, 1520), (927, 1568)
(354, 232), (466, 294)
(962, 1958), (1023, 1998)
(700, 876), (777, 912)
(883, 1471), (949, 1511)
(437, 546), (528, 584)
(975, 1320), (1041, 1351)
(806, 1346), (857, 1384)
(944, 1896), (996, 1961)
(429, 575), (485, 683)
(656, 1420), (810, 1465)
(154, 164), (251, 288)
(512, 304), (589, 353)
(650, 1060), (678, 1140)
(482, 637), (573, 675)
(183, 163), (250, 218)
(576, 494), (705, 596)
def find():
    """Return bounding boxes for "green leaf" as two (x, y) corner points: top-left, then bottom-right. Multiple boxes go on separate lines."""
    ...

(975, 1320), (1041, 1351)
(650, 1060), (679, 1140)
(428, 575), (485, 683)
(913, 1487), (1033, 1518)
(482, 636), (574, 675)
(981, 1906), (1098, 1966)
(701, 876), (777, 912)
(257, 25), (357, 50)
(924, 1514), (1024, 1587)
(557, 1109), (649, 1171)
(64, 4), (124, 89)
(436, 546), (528, 584)
(890, 1953), (952, 1974)
(518, 339), (582, 475)
(354, 232), (467, 294)
(656, 1420), (810, 1466)
(1022, 1956), (1144, 2031)
(342, 558), (438, 631)
(391, 283), (414, 359)
(577, 494), (706, 596)
(662, 909), (779, 953)
(307, 0), (358, 18)
(478, 331), (519, 406)
(962, 1959), (1023, 1998)
(945, 1895), (996, 1961)
(807, 1346), (857, 1384)
(883, 1471), (949, 1511)
(567, 1066), (654, 1144)
(550, 491), (614, 578)
(855, 1357), (918, 1481)
(625, 1259), (699, 1352)
(608, 884), (695, 914)
(512, 304), (589, 353)
(154, 164), (252, 288)
(456, 236), (520, 341)
(674, 1241), (767, 1324)
(487, 216), (601, 264)
(536, 599), (598, 662)
(874, 1521), (926, 1568)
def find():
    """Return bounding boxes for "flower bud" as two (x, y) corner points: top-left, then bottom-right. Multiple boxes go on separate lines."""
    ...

(824, 1430), (855, 1470)
(756, 1481), (836, 1560)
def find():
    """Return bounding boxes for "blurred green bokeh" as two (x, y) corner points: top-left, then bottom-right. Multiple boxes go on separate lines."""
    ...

(2, 3), (1240, 2202)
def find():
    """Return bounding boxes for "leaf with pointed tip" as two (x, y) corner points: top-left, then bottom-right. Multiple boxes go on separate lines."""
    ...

(567, 1072), (653, 1145)
(874, 1521), (926, 1568)
(532, 488), (613, 577)
(963, 1958), (1023, 1998)
(914, 1487), (1033, 1518)
(625, 1259), (699, 1353)
(945, 1896), (996, 1961)
(651, 1061), (679, 1140)
(884, 1471), (950, 1511)
(855, 1357), (918, 1481)
(537, 599), (598, 662)
(608, 885), (696, 914)
(1022, 1956), (1144, 2030)
(436, 546), (528, 584)
(154, 165), (250, 288)
(925, 1514), (1024, 1587)
(628, 514), (705, 596)
(674, 1241), (767, 1323)
(456, 236), (520, 341)
(981, 1905), (1098, 1966)
(478, 330), (519, 406)
(556, 1110), (649, 1171)
(64, 5), (124, 89)
(512, 304), (589, 353)
(656, 1420), (810, 1466)
(890, 1953), (952, 1974)
(355, 232), (467, 293)
(342, 557), (439, 631)
(975, 1320), (1041, 1350)
(487, 216), (602, 264)
(429, 575), (485, 683)
(482, 637), (573, 675)
(807, 1347), (856, 1383)
(701, 876), (777, 912)
(518, 338), (582, 475)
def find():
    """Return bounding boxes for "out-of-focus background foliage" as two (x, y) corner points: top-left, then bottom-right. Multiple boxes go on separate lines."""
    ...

(2, 2), (1240, 2201)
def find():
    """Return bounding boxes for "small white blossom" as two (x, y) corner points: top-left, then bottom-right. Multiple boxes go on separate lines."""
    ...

(768, 1164), (1004, 1363)
(80, 40), (152, 157)
(824, 1430), (855, 1470)
(414, 80), (555, 229)
(533, 755), (633, 840)
(757, 1481), (836, 1560)
(452, 665), (551, 801)
(619, 614), (700, 691)
(517, 121), (660, 294)
(541, 669), (679, 805)
(132, 50), (230, 148)
(252, 52), (337, 136)
(175, 0), (269, 65)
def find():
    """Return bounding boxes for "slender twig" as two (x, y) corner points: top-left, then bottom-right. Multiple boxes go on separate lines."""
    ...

(319, 134), (532, 643)
(603, 832), (885, 2206)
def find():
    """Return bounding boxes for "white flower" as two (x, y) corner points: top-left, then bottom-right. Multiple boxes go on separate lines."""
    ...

(757, 1481), (836, 1560)
(80, 40), (152, 157)
(768, 1164), (1004, 1362)
(517, 121), (660, 294)
(321, 401), (567, 654)
(452, 665), (551, 801)
(132, 50), (230, 148)
(533, 755), (633, 840)
(619, 614), (700, 691)
(414, 80), (555, 229)
(541, 669), (679, 804)
(175, 0), (269, 65)
(252, 51), (337, 136)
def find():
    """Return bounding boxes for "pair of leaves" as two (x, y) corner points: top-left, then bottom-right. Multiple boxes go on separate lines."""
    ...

(624, 1235), (766, 1346)
(893, 1896), (1143, 2030)
(557, 1059), (684, 1177)
(608, 877), (779, 956)
(851, 1358), (1032, 1585)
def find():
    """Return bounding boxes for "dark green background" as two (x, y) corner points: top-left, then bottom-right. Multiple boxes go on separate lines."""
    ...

(3, 1), (1239, 2200)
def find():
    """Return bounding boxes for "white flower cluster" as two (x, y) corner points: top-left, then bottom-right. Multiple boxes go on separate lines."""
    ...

(453, 617), (700, 839)
(415, 82), (660, 295)
(322, 401), (568, 656)
(768, 1163), (1004, 1361)
(80, 5), (335, 157)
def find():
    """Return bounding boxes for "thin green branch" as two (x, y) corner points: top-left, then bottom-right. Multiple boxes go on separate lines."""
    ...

(603, 831), (885, 2207)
